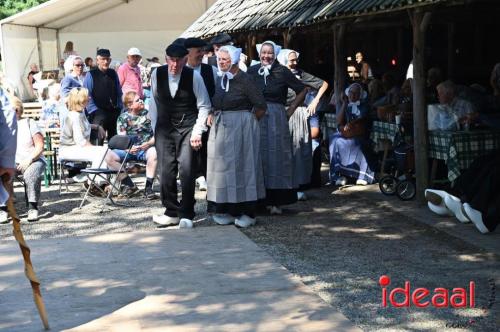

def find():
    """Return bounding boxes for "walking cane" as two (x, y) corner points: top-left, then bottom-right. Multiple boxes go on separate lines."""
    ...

(2, 174), (50, 330)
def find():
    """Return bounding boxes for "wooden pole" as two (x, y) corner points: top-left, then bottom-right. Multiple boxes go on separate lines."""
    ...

(282, 29), (290, 48)
(333, 23), (347, 113)
(2, 175), (50, 330)
(409, 10), (431, 203)
(447, 22), (455, 80)
(247, 32), (257, 63)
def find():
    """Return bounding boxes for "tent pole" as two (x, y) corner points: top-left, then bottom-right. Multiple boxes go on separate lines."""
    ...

(56, 29), (61, 67)
(36, 27), (43, 70)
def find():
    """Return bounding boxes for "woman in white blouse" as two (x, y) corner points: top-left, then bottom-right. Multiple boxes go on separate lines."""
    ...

(59, 88), (121, 189)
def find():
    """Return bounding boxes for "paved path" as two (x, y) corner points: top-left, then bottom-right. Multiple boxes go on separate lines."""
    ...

(0, 227), (360, 332)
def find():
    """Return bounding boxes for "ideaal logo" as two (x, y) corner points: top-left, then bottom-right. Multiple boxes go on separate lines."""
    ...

(379, 275), (475, 308)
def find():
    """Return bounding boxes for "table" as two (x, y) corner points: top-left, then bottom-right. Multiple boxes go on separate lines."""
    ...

(428, 130), (500, 182)
(320, 112), (337, 140)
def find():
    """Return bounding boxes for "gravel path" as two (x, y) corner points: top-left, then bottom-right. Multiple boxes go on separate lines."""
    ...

(1, 177), (499, 331)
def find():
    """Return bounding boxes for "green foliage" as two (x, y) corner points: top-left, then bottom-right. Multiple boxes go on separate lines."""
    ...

(0, 0), (49, 19)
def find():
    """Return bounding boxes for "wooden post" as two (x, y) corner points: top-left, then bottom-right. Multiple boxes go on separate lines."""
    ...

(282, 29), (291, 48)
(410, 10), (431, 203)
(447, 22), (455, 80)
(333, 23), (346, 113)
(247, 32), (257, 62)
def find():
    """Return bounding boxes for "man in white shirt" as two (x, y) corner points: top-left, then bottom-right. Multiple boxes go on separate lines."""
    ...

(149, 43), (211, 228)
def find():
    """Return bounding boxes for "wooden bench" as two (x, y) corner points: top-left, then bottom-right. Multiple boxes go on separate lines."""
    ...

(22, 102), (43, 121)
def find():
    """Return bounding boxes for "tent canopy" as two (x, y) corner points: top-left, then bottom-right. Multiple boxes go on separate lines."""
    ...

(0, 0), (216, 100)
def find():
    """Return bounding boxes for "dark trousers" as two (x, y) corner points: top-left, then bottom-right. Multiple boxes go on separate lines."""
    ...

(453, 151), (500, 232)
(89, 108), (120, 144)
(156, 127), (196, 220)
(195, 130), (209, 178)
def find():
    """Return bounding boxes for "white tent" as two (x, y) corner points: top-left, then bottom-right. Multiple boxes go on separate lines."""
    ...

(0, 0), (217, 100)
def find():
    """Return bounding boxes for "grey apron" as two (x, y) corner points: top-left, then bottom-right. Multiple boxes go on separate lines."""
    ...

(289, 106), (313, 187)
(207, 110), (265, 203)
(259, 102), (294, 189)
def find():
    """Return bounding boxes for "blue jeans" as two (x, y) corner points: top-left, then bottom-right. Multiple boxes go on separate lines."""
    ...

(114, 149), (148, 162)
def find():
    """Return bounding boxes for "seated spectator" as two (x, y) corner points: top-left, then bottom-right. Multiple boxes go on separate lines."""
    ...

(382, 72), (400, 106)
(425, 150), (500, 234)
(61, 55), (86, 98)
(39, 84), (64, 129)
(426, 67), (444, 104)
(490, 62), (500, 96)
(436, 80), (477, 126)
(368, 79), (385, 107)
(329, 83), (375, 186)
(84, 57), (94, 72)
(27, 63), (40, 97)
(59, 88), (128, 195)
(62, 41), (78, 60)
(115, 91), (158, 199)
(10, 97), (46, 221)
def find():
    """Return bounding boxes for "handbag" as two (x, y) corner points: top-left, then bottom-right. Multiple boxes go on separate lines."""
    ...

(340, 118), (366, 138)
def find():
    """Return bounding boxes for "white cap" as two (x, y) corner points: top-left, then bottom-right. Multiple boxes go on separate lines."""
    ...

(127, 47), (142, 56)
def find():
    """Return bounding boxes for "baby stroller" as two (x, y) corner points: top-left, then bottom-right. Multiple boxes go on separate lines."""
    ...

(379, 126), (416, 200)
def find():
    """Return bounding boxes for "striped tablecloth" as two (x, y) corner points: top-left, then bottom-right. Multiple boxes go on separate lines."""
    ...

(370, 121), (402, 143)
(428, 130), (500, 181)
(320, 112), (337, 140)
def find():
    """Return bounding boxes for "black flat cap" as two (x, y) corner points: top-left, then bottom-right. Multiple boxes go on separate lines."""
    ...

(185, 37), (207, 49)
(96, 48), (111, 57)
(166, 44), (188, 57)
(172, 38), (186, 46)
(210, 33), (232, 45)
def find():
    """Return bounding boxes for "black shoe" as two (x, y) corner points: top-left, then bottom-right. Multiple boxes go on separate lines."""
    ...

(121, 185), (140, 197)
(83, 182), (107, 197)
(144, 187), (159, 200)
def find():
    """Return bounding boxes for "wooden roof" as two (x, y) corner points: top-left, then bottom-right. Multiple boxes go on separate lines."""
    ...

(184, 0), (451, 37)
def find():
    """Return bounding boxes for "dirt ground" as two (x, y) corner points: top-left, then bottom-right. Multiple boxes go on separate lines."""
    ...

(1, 175), (499, 332)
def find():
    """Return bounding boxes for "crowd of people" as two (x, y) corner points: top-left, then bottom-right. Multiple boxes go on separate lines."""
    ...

(0, 35), (499, 234)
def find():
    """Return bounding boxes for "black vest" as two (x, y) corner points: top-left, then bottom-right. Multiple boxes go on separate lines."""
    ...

(200, 63), (215, 98)
(156, 65), (198, 130)
(89, 68), (119, 111)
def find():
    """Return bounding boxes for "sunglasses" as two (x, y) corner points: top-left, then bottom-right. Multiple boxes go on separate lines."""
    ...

(74, 64), (84, 67)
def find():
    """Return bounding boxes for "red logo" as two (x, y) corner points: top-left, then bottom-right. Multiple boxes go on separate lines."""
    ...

(379, 275), (475, 308)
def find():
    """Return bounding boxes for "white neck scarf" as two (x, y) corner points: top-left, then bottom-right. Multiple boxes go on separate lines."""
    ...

(217, 71), (234, 92)
(257, 65), (272, 85)
(348, 100), (361, 116)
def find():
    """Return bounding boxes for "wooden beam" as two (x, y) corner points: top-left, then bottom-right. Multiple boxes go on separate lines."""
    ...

(247, 33), (257, 62)
(333, 23), (347, 112)
(447, 22), (455, 80)
(410, 9), (430, 203)
(282, 29), (290, 48)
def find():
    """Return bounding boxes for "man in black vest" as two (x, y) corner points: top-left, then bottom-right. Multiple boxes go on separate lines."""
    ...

(149, 43), (211, 228)
(83, 48), (123, 142)
(185, 37), (217, 191)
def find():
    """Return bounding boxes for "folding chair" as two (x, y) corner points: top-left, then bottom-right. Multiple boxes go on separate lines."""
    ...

(58, 159), (89, 195)
(79, 135), (134, 208)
